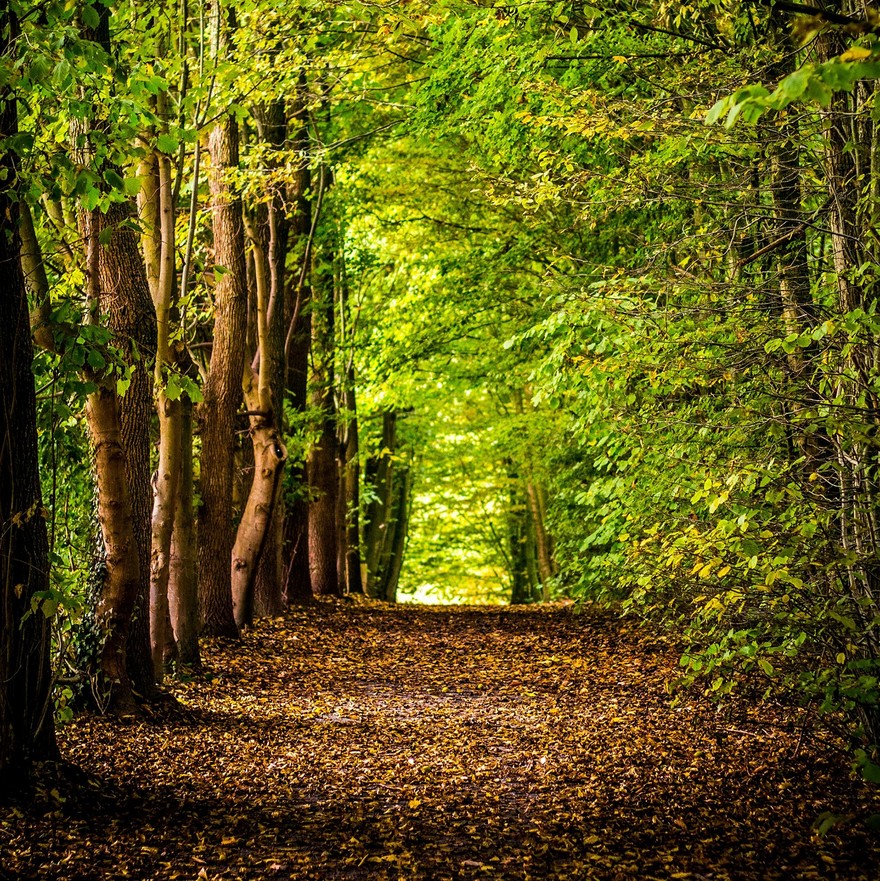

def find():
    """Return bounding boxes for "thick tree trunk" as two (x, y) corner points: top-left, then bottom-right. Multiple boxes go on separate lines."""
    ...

(85, 385), (141, 713)
(0, 51), (58, 788)
(75, 0), (158, 699)
(198, 111), (248, 638)
(79, 200), (158, 698)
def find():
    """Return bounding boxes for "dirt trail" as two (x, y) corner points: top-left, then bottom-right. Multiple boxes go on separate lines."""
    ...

(2, 602), (879, 880)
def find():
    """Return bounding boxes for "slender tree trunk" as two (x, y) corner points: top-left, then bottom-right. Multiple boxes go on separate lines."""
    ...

(307, 220), (340, 597)
(364, 411), (396, 594)
(343, 382), (363, 594)
(168, 393), (200, 667)
(379, 466), (411, 602)
(19, 202), (54, 352)
(198, 109), (248, 638)
(506, 463), (532, 605)
(283, 89), (315, 604)
(308, 411), (341, 596)
(0, 31), (58, 787)
(526, 481), (553, 600)
(252, 100), (290, 617)
(231, 209), (287, 628)
(146, 152), (181, 681)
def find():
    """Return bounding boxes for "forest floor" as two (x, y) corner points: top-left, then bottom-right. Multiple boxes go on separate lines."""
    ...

(2, 601), (880, 880)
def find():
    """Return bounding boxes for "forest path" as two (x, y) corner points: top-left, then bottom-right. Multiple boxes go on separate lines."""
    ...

(3, 602), (880, 880)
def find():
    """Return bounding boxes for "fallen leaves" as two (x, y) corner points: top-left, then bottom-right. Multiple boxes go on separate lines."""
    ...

(1, 602), (879, 879)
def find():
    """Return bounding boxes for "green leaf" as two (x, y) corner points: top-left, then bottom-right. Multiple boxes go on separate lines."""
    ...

(123, 176), (142, 196)
(157, 133), (179, 154)
(104, 169), (126, 191)
(82, 3), (100, 29)
(705, 97), (729, 126)
(779, 66), (813, 102)
(860, 760), (880, 784)
(165, 373), (182, 401)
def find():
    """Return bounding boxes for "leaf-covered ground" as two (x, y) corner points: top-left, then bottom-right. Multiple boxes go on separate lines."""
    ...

(3, 602), (880, 880)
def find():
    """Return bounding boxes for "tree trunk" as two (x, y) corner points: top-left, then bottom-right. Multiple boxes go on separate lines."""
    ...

(283, 89), (314, 604)
(79, 200), (158, 698)
(308, 416), (341, 597)
(198, 109), (248, 638)
(147, 152), (180, 681)
(364, 411), (397, 593)
(342, 383), (363, 595)
(526, 481), (554, 600)
(231, 209), (287, 628)
(379, 466), (411, 603)
(168, 394), (200, 667)
(0, 37), (58, 788)
(307, 223), (340, 597)
(252, 99), (290, 617)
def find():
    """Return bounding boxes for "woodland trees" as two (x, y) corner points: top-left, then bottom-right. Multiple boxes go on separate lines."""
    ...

(5, 0), (880, 794)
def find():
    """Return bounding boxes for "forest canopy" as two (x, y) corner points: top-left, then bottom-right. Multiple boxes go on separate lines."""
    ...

(3, 0), (880, 799)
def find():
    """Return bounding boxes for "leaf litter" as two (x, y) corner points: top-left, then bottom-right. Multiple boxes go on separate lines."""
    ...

(2, 601), (879, 880)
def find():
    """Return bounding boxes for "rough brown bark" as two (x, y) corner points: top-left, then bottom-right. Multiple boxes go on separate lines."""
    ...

(198, 111), (248, 638)
(79, 200), (158, 698)
(73, 0), (158, 701)
(0, 42), (58, 788)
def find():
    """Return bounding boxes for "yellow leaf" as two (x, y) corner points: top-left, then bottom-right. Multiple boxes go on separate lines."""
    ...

(840, 46), (872, 62)
(716, 565), (731, 578)
(612, 55), (628, 63)
(408, 798), (422, 809)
